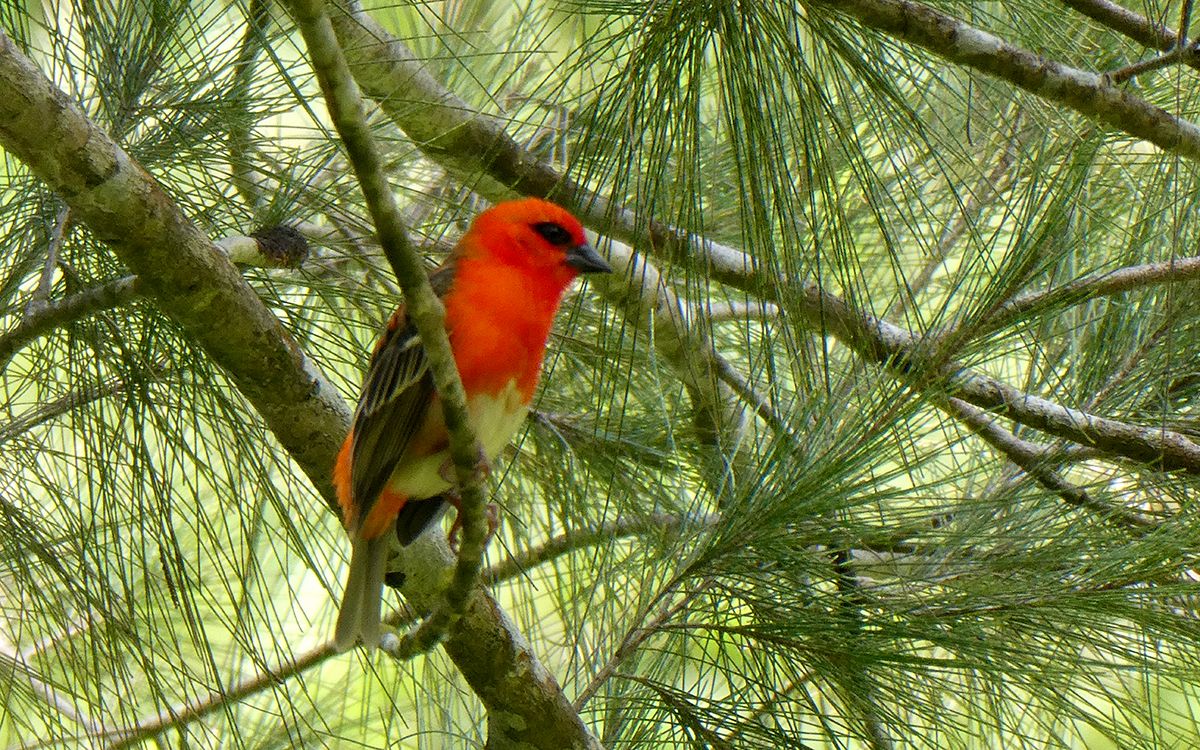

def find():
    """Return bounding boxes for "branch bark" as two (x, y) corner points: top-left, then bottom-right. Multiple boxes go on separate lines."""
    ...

(811, 0), (1200, 160)
(0, 31), (349, 502)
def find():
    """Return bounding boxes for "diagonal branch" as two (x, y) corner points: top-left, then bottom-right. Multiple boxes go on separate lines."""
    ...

(1060, 0), (1184, 53)
(797, 280), (1200, 473)
(0, 30), (349, 502)
(284, 0), (487, 663)
(951, 254), (1200, 341)
(0, 27), (598, 750)
(812, 0), (1200, 160)
(942, 396), (1158, 530)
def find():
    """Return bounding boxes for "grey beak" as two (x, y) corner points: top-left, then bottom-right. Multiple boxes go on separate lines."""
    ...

(565, 243), (612, 274)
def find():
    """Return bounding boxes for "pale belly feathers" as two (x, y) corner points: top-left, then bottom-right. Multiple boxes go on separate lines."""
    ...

(385, 379), (529, 499)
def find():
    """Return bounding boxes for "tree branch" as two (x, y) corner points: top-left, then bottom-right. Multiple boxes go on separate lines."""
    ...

(1060, 0), (1182, 52)
(812, 0), (1200, 160)
(284, 0), (489, 660)
(952, 253), (1200, 340)
(0, 26), (597, 750)
(796, 280), (1200, 473)
(0, 275), (139, 372)
(942, 396), (1158, 530)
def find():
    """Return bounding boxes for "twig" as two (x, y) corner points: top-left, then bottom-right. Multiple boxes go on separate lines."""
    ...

(0, 227), (308, 374)
(102, 643), (339, 749)
(719, 671), (816, 745)
(285, 0), (487, 659)
(587, 233), (747, 490)
(614, 673), (740, 750)
(1103, 45), (1195, 85)
(0, 275), (139, 372)
(1181, 0), (1195, 48)
(830, 549), (895, 750)
(710, 353), (800, 443)
(573, 581), (711, 711)
(950, 253), (1200, 341)
(704, 300), (778, 322)
(484, 513), (719, 586)
(797, 280), (1200, 473)
(0, 373), (140, 445)
(103, 513), (673, 747)
(26, 204), (69, 315)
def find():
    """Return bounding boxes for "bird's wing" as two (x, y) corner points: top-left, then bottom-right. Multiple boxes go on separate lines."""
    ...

(348, 264), (456, 531)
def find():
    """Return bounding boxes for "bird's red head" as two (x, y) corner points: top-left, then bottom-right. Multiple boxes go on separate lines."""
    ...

(460, 198), (612, 290)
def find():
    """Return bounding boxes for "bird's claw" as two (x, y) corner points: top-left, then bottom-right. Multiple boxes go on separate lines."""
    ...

(447, 499), (500, 552)
(437, 442), (491, 486)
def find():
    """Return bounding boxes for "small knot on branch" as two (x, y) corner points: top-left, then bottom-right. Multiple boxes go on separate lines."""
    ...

(250, 225), (310, 268)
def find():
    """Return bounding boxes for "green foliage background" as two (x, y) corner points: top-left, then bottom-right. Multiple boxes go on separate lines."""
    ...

(3, 0), (1200, 747)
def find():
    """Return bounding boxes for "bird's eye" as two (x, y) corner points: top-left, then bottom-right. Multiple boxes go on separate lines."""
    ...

(532, 222), (573, 246)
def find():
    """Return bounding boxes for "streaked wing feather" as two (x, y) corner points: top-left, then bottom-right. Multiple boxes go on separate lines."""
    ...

(348, 264), (457, 531)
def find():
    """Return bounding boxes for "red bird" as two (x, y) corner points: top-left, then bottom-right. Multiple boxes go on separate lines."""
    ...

(333, 198), (611, 649)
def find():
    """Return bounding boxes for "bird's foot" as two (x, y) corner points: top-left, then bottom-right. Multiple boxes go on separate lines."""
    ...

(445, 494), (500, 552)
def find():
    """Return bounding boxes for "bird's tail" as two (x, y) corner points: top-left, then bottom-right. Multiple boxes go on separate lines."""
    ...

(334, 533), (388, 651)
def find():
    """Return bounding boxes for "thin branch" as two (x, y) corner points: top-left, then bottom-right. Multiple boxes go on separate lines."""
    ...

(614, 673), (740, 750)
(952, 253), (1200, 341)
(0, 275), (139, 372)
(588, 234), (747, 484)
(0, 227), (309, 373)
(27, 204), (69, 315)
(942, 397), (1159, 530)
(0, 632), (109, 738)
(813, 0), (1200, 160)
(830, 549), (895, 750)
(719, 672), (816, 746)
(484, 513), (718, 586)
(1182, 0), (1196, 48)
(1104, 45), (1196, 85)
(284, 0), (487, 662)
(573, 581), (711, 712)
(1060, 0), (1181, 51)
(0, 372), (142, 445)
(704, 300), (778, 322)
(710, 353), (800, 443)
(102, 643), (339, 749)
